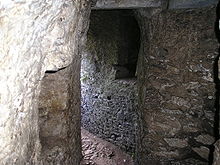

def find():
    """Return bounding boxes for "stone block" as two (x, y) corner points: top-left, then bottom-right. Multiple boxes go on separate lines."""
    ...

(93, 0), (165, 9)
(169, 0), (218, 9)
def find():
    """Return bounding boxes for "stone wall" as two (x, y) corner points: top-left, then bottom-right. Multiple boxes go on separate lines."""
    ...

(39, 70), (70, 164)
(136, 6), (219, 164)
(38, 1), (91, 165)
(39, 67), (83, 165)
(81, 10), (139, 153)
(1, 1), (220, 165)
(0, 0), (90, 164)
(92, 0), (219, 9)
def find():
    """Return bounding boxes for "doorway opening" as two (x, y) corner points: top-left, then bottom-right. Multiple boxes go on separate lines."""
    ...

(80, 9), (141, 163)
(36, 4), (220, 165)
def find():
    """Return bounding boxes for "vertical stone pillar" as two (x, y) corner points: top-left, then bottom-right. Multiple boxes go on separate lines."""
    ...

(0, 0), (91, 164)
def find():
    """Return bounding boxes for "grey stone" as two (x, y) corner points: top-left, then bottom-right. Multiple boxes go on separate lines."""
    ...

(195, 134), (215, 145)
(92, 0), (166, 9)
(164, 138), (188, 148)
(136, 6), (218, 164)
(92, 0), (218, 9)
(192, 146), (210, 160)
(213, 140), (220, 165)
(155, 150), (179, 159)
(169, 0), (219, 9)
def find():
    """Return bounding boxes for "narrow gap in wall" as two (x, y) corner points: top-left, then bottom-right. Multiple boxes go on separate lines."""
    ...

(210, 2), (220, 165)
(80, 9), (140, 164)
(45, 67), (67, 74)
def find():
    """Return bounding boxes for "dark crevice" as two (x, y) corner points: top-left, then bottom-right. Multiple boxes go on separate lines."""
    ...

(81, 9), (139, 156)
(45, 66), (67, 74)
(210, 2), (220, 164)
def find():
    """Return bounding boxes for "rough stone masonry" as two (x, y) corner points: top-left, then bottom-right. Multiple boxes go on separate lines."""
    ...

(81, 10), (139, 154)
(136, 6), (219, 164)
(1, 0), (220, 165)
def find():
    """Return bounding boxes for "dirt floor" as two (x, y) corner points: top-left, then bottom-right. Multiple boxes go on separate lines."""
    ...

(80, 128), (134, 165)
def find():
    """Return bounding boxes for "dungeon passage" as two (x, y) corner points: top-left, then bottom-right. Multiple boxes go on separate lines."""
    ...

(2, 0), (220, 165)
(38, 2), (219, 165)
(81, 10), (140, 154)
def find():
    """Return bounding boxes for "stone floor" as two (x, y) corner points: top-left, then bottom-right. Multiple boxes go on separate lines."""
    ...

(80, 128), (209, 165)
(80, 128), (134, 165)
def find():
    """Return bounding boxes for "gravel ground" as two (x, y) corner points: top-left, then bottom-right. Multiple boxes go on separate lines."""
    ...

(80, 128), (134, 165)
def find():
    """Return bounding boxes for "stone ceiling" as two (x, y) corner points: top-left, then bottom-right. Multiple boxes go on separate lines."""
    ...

(92, 0), (218, 9)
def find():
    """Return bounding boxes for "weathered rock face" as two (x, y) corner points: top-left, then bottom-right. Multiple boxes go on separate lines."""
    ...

(39, 70), (70, 164)
(39, 67), (83, 165)
(93, 0), (167, 9)
(38, 2), (91, 165)
(169, 0), (218, 9)
(81, 10), (139, 153)
(92, 0), (218, 9)
(0, 0), (91, 164)
(136, 6), (219, 164)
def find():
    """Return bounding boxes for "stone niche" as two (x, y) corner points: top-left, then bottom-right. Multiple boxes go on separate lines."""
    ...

(81, 10), (140, 154)
(136, 6), (219, 165)
(39, 66), (83, 165)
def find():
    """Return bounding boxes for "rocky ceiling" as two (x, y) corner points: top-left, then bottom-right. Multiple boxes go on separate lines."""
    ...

(92, 0), (218, 9)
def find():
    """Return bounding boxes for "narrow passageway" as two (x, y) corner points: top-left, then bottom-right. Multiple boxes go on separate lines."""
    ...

(80, 128), (134, 165)
(2, 1), (220, 165)
(37, 5), (220, 165)
(80, 9), (140, 156)
(36, 1), (220, 165)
